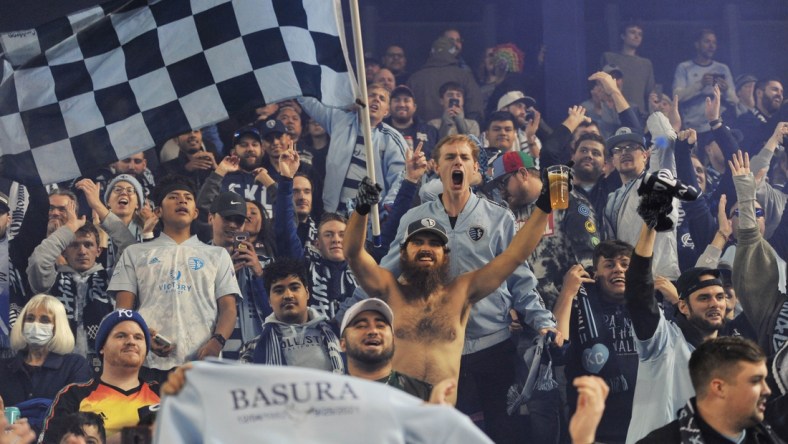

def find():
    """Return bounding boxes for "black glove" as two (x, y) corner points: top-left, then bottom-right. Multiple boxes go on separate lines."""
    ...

(637, 169), (699, 201)
(637, 169), (684, 231)
(534, 162), (574, 214)
(354, 176), (382, 215)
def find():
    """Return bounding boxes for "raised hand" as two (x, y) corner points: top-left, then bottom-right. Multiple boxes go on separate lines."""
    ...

(562, 264), (595, 297)
(588, 71), (619, 95)
(216, 155), (241, 176)
(354, 177), (381, 216)
(705, 85), (722, 123)
(728, 150), (750, 177)
(716, 194), (733, 242)
(74, 178), (104, 210)
(277, 146), (301, 179)
(405, 141), (428, 183)
(569, 376), (609, 444)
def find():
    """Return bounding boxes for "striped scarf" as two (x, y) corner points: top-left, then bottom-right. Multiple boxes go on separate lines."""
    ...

(253, 319), (344, 374)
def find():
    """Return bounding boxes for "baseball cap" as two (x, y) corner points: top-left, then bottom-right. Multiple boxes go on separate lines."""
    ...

(95, 309), (152, 357)
(339, 298), (394, 336)
(606, 127), (646, 152)
(603, 64), (624, 79)
(676, 267), (722, 300)
(497, 91), (537, 111)
(232, 125), (262, 146)
(403, 217), (449, 245)
(259, 119), (287, 139)
(210, 191), (247, 218)
(490, 151), (537, 182)
(391, 84), (415, 100)
(0, 192), (9, 214)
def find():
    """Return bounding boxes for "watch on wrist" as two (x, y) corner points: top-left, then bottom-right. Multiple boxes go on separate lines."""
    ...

(210, 333), (226, 347)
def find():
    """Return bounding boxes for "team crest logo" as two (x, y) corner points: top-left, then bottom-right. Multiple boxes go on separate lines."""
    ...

(188, 257), (204, 270)
(168, 270), (182, 281)
(421, 218), (436, 227)
(468, 226), (485, 241)
(266, 119), (277, 128)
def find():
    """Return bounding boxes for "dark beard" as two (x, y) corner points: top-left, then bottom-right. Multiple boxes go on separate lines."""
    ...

(399, 253), (450, 301)
(345, 342), (395, 369)
(240, 155), (261, 171)
(687, 312), (722, 335)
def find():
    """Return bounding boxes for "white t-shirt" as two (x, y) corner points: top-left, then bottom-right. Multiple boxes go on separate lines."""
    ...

(108, 233), (240, 369)
(155, 361), (493, 444)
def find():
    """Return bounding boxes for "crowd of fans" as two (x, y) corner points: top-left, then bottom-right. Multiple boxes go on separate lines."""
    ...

(1, 21), (787, 444)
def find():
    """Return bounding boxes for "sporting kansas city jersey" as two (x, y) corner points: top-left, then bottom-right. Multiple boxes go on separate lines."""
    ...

(43, 378), (160, 437)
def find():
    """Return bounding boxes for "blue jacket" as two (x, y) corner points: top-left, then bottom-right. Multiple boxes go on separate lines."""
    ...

(298, 97), (407, 213)
(379, 193), (555, 354)
(0, 352), (91, 407)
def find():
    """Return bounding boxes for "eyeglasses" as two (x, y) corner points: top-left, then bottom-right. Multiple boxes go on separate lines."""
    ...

(112, 186), (136, 195)
(610, 144), (644, 155)
(494, 172), (517, 191)
(731, 208), (765, 218)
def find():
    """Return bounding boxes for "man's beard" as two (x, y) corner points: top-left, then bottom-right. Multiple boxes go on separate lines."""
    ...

(687, 310), (723, 335)
(399, 252), (450, 300)
(240, 154), (261, 171)
(345, 341), (394, 369)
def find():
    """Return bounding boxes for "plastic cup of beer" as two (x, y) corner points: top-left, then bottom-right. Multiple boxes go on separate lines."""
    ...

(547, 165), (570, 210)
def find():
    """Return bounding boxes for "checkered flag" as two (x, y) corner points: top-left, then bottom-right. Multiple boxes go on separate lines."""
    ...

(0, 0), (356, 185)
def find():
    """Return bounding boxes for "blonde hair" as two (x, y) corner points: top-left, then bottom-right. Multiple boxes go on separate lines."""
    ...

(10, 294), (75, 354)
(432, 134), (480, 163)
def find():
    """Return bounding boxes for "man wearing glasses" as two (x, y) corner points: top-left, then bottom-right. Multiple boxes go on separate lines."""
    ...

(604, 123), (681, 280)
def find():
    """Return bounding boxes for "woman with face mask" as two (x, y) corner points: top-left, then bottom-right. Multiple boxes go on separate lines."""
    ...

(0, 295), (92, 429)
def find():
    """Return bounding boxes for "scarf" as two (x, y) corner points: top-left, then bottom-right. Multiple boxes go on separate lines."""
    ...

(0, 236), (9, 352)
(677, 398), (783, 444)
(50, 268), (114, 353)
(252, 320), (345, 374)
(506, 333), (559, 415)
(574, 284), (629, 393)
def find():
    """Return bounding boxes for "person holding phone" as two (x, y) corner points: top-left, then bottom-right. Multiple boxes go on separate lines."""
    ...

(428, 81), (480, 138)
(206, 191), (269, 360)
(673, 28), (737, 132)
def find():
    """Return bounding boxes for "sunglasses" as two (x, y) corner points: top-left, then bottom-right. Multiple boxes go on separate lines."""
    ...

(731, 208), (765, 218)
(610, 144), (644, 155)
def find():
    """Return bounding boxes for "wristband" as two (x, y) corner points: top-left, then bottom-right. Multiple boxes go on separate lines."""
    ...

(142, 232), (155, 240)
(708, 119), (722, 128)
(210, 333), (227, 347)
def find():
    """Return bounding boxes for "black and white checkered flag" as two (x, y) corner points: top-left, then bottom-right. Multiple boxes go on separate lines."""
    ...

(0, 0), (356, 185)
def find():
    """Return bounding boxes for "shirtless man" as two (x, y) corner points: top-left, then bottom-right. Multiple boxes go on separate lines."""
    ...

(344, 172), (555, 404)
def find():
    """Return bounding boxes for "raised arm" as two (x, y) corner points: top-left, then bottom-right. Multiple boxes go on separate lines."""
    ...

(730, 151), (786, 354)
(273, 148), (306, 259)
(553, 265), (594, 340)
(344, 179), (398, 300)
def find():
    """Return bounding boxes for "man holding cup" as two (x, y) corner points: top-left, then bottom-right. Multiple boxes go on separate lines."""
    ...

(487, 151), (598, 310)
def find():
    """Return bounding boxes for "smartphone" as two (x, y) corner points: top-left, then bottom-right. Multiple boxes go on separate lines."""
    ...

(448, 98), (460, 109)
(153, 333), (172, 348)
(233, 232), (250, 251)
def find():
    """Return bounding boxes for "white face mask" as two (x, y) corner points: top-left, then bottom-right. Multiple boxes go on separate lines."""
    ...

(23, 322), (54, 346)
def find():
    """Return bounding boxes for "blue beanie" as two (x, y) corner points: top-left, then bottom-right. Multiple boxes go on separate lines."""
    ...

(94, 309), (151, 357)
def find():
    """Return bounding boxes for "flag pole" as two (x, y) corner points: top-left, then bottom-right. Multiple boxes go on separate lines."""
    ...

(347, 0), (382, 247)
